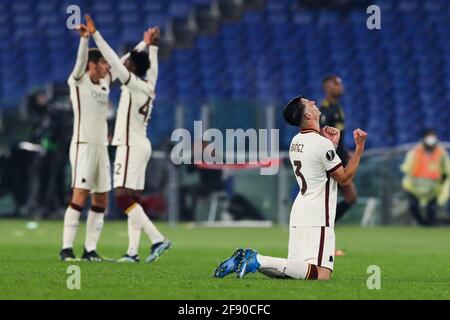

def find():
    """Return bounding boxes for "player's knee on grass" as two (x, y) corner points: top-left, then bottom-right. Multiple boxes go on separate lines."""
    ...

(91, 193), (108, 212)
(71, 188), (90, 208)
(317, 266), (332, 281)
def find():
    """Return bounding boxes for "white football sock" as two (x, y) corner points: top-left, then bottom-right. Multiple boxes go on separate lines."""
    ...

(127, 216), (141, 257)
(257, 254), (309, 280)
(84, 210), (105, 252)
(284, 259), (310, 279)
(62, 206), (81, 249)
(128, 203), (164, 244)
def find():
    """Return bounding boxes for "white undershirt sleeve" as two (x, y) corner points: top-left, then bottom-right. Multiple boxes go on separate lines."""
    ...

(146, 45), (159, 92)
(71, 37), (89, 81)
(109, 41), (148, 83)
(92, 31), (131, 84)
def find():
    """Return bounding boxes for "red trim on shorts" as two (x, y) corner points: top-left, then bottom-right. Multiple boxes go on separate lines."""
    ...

(317, 226), (325, 267)
(307, 265), (319, 280)
(122, 93), (132, 188)
(72, 86), (82, 189)
(325, 173), (330, 227)
(122, 146), (130, 188)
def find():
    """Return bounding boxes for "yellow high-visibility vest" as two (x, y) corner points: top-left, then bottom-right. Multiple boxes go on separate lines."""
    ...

(411, 145), (444, 181)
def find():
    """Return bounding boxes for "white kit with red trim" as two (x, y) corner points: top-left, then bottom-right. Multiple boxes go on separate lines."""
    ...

(68, 70), (110, 146)
(67, 37), (111, 192)
(91, 31), (158, 190)
(288, 128), (342, 228)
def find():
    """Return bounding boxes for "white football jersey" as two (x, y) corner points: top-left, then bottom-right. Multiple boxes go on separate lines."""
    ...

(68, 73), (110, 146)
(111, 74), (155, 147)
(111, 47), (158, 147)
(289, 128), (343, 228)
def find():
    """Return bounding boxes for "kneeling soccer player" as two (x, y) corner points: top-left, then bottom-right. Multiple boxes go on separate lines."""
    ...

(214, 96), (367, 280)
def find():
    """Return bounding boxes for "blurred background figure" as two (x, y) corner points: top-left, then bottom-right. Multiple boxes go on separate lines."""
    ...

(179, 141), (226, 221)
(179, 141), (264, 222)
(400, 129), (450, 226)
(3, 87), (72, 218)
(24, 89), (71, 218)
(320, 75), (357, 223)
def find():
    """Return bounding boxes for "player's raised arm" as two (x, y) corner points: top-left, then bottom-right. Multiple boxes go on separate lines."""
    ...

(330, 129), (367, 186)
(86, 15), (131, 84)
(144, 27), (160, 92)
(120, 37), (147, 63)
(70, 24), (90, 81)
(110, 35), (148, 82)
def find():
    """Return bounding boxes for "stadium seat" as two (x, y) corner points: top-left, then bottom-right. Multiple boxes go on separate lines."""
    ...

(1, 0), (450, 147)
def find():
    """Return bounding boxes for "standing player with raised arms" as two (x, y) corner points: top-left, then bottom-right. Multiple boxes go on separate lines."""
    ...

(60, 24), (112, 262)
(84, 15), (172, 263)
(214, 96), (367, 280)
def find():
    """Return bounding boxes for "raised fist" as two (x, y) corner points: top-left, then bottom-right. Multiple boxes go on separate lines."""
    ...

(321, 125), (340, 147)
(353, 128), (367, 149)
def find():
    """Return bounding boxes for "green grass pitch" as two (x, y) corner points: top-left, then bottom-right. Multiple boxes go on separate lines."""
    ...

(0, 219), (449, 299)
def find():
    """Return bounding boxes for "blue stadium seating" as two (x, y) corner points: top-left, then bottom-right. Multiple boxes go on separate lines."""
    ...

(0, 0), (449, 149)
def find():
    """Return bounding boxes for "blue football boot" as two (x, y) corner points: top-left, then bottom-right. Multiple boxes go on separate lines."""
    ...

(213, 248), (245, 278)
(146, 240), (172, 263)
(237, 249), (260, 279)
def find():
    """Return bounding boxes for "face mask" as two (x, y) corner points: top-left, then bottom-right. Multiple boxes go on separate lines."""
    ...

(424, 135), (438, 148)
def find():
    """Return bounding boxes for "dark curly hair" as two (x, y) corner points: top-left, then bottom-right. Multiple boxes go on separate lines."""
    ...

(129, 50), (150, 78)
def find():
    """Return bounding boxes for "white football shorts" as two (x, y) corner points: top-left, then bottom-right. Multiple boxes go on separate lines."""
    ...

(113, 143), (151, 191)
(288, 226), (335, 271)
(69, 143), (111, 193)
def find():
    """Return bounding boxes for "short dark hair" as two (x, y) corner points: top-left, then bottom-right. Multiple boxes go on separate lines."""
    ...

(323, 74), (340, 84)
(422, 128), (437, 137)
(129, 50), (150, 78)
(283, 96), (305, 127)
(87, 49), (104, 69)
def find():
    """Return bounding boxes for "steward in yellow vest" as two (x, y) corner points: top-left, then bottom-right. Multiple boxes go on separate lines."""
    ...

(400, 130), (450, 225)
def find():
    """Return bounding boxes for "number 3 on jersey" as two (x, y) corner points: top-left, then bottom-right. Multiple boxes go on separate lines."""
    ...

(138, 98), (151, 121)
(294, 160), (307, 195)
